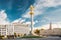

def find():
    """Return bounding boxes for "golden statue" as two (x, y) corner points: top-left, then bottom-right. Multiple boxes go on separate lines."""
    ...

(30, 5), (34, 15)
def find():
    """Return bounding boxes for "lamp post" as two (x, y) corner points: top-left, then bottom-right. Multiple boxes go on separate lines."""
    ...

(29, 5), (34, 35)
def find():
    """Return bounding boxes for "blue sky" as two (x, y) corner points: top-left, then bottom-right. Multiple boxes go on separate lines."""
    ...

(0, 0), (61, 28)
(0, 0), (34, 21)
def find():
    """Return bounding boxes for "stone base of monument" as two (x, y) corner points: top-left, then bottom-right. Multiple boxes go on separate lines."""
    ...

(28, 31), (33, 36)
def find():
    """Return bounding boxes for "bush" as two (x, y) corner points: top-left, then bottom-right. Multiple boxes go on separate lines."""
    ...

(0, 35), (4, 39)
(21, 36), (43, 38)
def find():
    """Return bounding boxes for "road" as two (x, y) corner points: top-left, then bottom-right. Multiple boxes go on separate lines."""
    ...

(0, 37), (61, 40)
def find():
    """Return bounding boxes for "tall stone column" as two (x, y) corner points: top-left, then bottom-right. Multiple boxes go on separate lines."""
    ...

(29, 5), (34, 35)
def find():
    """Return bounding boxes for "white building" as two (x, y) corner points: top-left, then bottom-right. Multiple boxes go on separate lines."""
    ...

(13, 23), (30, 35)
(0, 25), (7, 36)
(6, 24), (14, 35)
(0, 22), (30, 36)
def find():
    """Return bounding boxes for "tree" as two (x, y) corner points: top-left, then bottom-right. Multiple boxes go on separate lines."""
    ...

(34, 29), (40, 36)
(14, 32), (17, 37)
(18, 34), (20, 37)
(24, 34), (26, 36)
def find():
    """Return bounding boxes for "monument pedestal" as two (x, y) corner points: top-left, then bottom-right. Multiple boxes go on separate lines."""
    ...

(28, 31), (33, 36)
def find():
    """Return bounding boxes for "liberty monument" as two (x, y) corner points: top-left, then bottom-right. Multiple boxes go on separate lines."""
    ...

(29, 5), (34, 35)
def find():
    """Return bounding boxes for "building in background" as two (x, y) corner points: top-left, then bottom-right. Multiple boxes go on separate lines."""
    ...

(40, 23), (61, 36)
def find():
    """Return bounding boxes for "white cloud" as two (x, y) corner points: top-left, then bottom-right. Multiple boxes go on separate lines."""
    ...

(34, 23), (61, 29)
(43, 8), (61, 23)
(22, 0), (61, 18)
(12, 18), (25, 23)
(22, 11), (31, 18)
(35, 20), (38, 23)
(25, 20), (38, 25)
(41, 20), (46, 23)
(22, 7), (43, 18)
(25, 22), (30, 24)
(0, 10), (9, 24)
(35, 0), (61, 7)
(0, 10), (7, 20)
(12, 18), (21, 23)
(21, 0), (61, 28)
(25, 22), (35, 25)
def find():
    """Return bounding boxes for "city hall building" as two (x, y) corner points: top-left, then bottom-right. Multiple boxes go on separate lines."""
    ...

(0, 22), (30, 36)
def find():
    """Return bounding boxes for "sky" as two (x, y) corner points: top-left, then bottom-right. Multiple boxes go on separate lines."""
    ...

(0, 0), (61, 28)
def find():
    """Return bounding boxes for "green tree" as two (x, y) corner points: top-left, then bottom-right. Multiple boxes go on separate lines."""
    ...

(34, 29), (40, 36)
(14, 32), (17, 37)
(18, 34), (20, 37)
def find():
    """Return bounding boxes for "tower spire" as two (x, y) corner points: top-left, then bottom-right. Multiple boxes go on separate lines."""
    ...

(49, 22), (52, 30)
